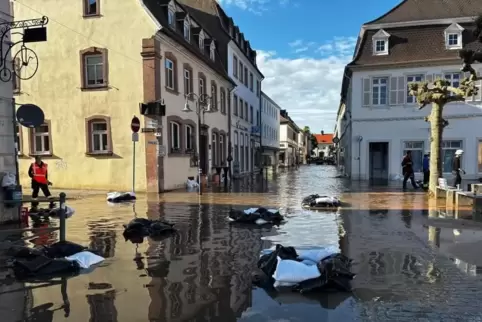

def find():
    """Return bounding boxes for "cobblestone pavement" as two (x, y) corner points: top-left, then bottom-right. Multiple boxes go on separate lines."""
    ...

(3, 166), (482, 321)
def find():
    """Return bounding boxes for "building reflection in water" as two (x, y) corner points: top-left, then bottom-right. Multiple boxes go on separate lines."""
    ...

(86, 290), (118, 322)
(87, 219), (116, 258)
(146, 201), (263, 321)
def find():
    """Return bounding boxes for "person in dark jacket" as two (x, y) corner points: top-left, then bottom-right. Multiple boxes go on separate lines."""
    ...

(452, 149), (465, 188)
(422, 151), (430, 189)
(28, 156), (53, 199)
(402, 151), (418, 190)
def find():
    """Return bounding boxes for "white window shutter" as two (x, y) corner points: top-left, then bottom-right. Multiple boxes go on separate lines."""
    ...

(426, 74), (433, 83)
(362, 78), (371, 106)
(389, 76), (398, 105)
(397, 76), (405, 105)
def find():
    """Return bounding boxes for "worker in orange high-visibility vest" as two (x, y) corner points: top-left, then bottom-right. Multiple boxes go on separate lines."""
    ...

(28, 156), (53, 200)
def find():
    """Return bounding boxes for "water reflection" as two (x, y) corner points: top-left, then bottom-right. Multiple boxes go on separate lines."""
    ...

(86, 290), (118, 321)
(88, 220), (116, 258)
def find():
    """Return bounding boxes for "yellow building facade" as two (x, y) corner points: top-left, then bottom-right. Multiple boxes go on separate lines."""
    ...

(14, 0), (158, 191)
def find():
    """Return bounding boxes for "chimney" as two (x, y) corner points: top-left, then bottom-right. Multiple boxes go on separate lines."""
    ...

(321, 130), (324, 135)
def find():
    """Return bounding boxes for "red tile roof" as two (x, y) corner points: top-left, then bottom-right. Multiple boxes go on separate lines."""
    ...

(314, 134), (333, 144)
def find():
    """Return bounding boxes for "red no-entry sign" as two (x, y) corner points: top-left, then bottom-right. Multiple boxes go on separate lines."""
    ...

(131, 116), (140, 133)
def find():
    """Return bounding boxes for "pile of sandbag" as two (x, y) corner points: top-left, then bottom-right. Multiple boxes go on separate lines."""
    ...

(29, 205), (75, 221)
(228, 207), (283, 225)
(123, 218), (176, 243)
(301, 194), (341, 209)
(254, 244), (354, 293)
(7, 241), (104, 281)
(107, 192), (136, 203)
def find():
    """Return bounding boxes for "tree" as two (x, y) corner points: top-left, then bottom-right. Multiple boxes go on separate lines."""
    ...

(408, 48), (480, 196)
(310, 134), (318, 153)
(303, 125), (310, 133)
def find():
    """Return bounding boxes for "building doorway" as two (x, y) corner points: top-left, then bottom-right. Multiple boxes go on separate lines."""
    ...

(369, 142), (389, 181)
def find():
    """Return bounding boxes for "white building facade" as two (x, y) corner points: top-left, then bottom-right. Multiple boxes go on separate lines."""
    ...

(279, 111), (300, 167)
(260, 91), (280, 169)
(337, 2), (482, 182)
(227, 40), (263, 176)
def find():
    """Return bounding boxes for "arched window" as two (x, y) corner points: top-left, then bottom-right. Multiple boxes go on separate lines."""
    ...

(219, 134), (224, 165)
(211, 132), (218, 166)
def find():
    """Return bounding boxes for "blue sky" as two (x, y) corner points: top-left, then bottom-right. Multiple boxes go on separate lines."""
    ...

(218, 0), (402, 133)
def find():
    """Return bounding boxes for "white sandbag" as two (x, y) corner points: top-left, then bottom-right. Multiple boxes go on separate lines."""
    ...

(187, 179), (199, 189)
(272, 257), (321, 284)
(267, 209), (279, 213)
(255, 218), (268, 225)
(243, 208), (259, 214)
(1, 172), (16, 187)
(315, 197), (339, 204)
(65, 251), (104, 269)
(297, 246), (339, 263)
(65, 206), (75, 218)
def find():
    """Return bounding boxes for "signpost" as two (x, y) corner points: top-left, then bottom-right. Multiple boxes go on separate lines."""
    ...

(131, 116), (140, 193)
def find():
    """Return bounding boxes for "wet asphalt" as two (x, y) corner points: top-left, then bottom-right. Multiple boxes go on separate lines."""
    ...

(3, 165), (482, 321)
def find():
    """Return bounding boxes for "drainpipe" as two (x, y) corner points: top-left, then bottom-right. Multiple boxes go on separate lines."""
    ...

(357, 135), (363, 181)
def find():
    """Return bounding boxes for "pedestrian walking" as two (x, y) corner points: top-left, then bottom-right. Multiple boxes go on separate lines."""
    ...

(452, 149), (465, 188)
(401, 151), (418, 190)
(28, 156), (54, 202)
(422, 151), (430, 189)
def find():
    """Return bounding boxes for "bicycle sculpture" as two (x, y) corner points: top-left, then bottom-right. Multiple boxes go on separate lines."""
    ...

(0, 16), (49, 83)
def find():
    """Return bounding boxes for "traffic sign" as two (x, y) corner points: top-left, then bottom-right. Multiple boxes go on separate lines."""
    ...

(332, 137), (340, 144)
(132, 132), (139, 142)
(131, 116), (141, 133)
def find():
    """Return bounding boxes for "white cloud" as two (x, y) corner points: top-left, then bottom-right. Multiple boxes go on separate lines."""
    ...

(256, 36), (356, 133)
(288, 39), (303, 47)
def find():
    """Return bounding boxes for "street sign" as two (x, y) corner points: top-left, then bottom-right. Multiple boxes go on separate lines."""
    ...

(132, 132), (139, 142)
(157, 145), (166, 156)
(333, 137), (340, 144)
(131, 116), (141, 133)
(16, 104), (45, 128)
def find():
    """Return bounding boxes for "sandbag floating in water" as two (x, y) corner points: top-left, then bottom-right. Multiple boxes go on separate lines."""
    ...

(301, 194), (341, 209)
(228, 207), (283, 225)
(123, 218), (176, 243)
(254, 244), (354, 293)
(107, 192), (136, 203)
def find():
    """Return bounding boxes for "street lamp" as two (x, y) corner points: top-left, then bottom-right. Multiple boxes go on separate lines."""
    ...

(183, 93), (212, 195)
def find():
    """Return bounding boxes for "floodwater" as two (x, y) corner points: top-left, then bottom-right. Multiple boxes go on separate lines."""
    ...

(4, 166), (482, 321)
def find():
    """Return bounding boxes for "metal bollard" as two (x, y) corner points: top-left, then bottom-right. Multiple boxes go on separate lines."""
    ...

(59, 192), (66, 242)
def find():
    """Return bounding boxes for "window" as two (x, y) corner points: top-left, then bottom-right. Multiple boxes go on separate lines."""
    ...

(183, 20), (190, 41)
(83, 0), (99, 16)
(244, 101), (248, 121)
(256, 110), (260, 126)
(170, 122), (181, 151)
(249, 72), (253, 91)
(478, 140), (482, 173)
(233, 55), (238, 78)
(30, 122), (52, 155)
(183, 66), (192, 94)
(80, 47), (108, 89)
(245, 133), (249, 171)
(199, 32), (204, 50)
(442, 140), (462, 173)
(240, 133), (244, 171)
(210, 43), (215, 61)
(447, 34), (458, 46)
(168, 10), (175, 27)
(256, 80), (261, 97)
(212, 132), (217, 166)
(234, 131), (239, 164)
(219, 135), (224, 165)
(375, 40), (385, 53)
(372, 77), (388, 105)
(406, 75), (424, 104)
(211, 82), (217, 110)
(250, 105), (253, 124)
(239, 62), (243, 81)
(165, 58), (175, 90)
(12, 58), (20, 94)
(220, 89), (226, 114)
(444, 72), (460, 88)
(88, 119), (110, 153)
(15, 123), (22, 155)
(185, 125), (194, 151)
(244, 67), (248, 86)
(403, 141), (424, 173)
(233, 94), (238, 115)
(199, 73), (206, 96)
(239, 98), (244, 118)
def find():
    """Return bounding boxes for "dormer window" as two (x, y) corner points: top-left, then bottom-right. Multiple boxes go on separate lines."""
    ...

(183, 17), (190, 41)
(199, 31), (204, 50)
(372, 29), (390, 56)
(210, 42), (215, 61)
(168, 2), (176, 29)
(445, 23), (464, 50)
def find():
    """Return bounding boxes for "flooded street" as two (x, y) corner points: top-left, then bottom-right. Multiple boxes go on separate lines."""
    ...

(5, 165), (482, 321)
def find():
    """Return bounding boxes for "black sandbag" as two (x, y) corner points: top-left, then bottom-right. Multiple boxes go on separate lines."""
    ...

(228, 207), (283, 224)
(108, 193), (136, 203)
(301, 194), (341, 208)
(43, 241), (87, 258)
(6, 245), (44, 258)
(12, 255), (81, 280)
(123, 218), (176, 242)
(258, 244), (299, 277)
